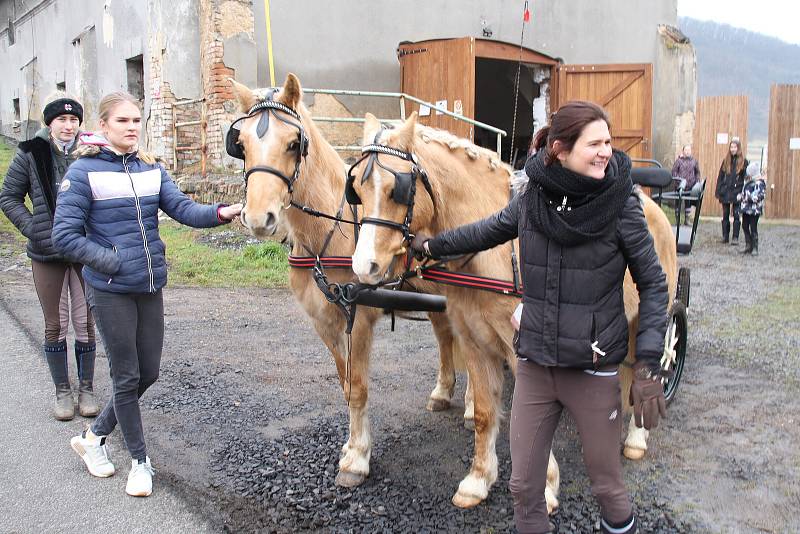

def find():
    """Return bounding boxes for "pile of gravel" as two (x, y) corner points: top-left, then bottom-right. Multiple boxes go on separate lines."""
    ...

(148, 356), (697, 533)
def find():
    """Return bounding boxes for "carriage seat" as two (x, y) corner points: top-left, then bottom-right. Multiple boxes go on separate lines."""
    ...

(631, 167), (673, 189)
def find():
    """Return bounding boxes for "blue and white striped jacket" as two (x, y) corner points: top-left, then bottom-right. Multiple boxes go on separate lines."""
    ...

(53, 148), (224, 293)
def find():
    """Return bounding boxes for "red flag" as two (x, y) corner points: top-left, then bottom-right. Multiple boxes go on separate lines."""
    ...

(523, 7), (530, 22)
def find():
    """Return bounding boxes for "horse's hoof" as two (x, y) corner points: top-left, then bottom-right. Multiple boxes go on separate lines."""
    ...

(452, 491), (483, 509)
(623, 446), (646, 460)
(463, 418), (475, 431)
(426, 397), (451, 412)
(335, 470), (367, 488)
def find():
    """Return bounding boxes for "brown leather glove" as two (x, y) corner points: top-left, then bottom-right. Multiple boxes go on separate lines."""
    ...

(410, 232), (434, 260)
(629, 360), (667, 429)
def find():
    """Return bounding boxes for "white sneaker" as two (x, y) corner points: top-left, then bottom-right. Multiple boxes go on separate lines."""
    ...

(126, 457), (154, 497)
(70, 430), (115, 477)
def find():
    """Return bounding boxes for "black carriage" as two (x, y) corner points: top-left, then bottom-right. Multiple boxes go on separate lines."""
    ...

(631, 162), (691, 403)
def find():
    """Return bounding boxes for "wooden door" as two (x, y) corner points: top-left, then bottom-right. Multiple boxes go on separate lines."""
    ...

(693, 95), (749, 216)
(767, 84), (800, 219)
(398, 38), (475, 140)
(555, 64), (653, 160)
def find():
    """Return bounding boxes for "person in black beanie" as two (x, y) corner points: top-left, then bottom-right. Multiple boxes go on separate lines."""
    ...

(0, 93), (99, 421)
(412, 101), (668, 534)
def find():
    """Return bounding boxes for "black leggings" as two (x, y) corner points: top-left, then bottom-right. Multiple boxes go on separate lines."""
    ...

(742, 214), (760, 243)
(86, 286), (164, 461)
(721, 203), (740, 240)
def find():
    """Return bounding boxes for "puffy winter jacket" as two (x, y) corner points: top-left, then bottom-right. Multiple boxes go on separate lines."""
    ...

(428, 192), (668, 370)
(52, 147), (224, 293)
(0, 128), (79, 262)
(716, 155), (747, 204)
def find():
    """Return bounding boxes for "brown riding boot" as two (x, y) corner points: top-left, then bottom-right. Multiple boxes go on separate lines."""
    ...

(54, 383), (75, 421)
(78, 380), (100, 417)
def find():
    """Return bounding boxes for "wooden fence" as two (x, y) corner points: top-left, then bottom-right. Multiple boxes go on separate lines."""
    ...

(693, 95), (749, 216)
(766, 84), (800, 219)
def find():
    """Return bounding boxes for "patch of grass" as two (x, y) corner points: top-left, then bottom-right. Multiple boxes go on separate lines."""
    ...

(160, 221), (289, 288)
(0, 140), (29, 247)
(709, 282), (800, 388)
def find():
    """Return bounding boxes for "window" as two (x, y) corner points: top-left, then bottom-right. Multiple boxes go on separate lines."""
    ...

(12, 98), (20, 121)
(126, 55), (144, 101)
(8, 18), (15, 46)
(56, 81), (66, 92)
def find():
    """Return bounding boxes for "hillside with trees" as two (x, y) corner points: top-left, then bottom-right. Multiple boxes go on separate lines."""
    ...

(679, 17), (800, 142)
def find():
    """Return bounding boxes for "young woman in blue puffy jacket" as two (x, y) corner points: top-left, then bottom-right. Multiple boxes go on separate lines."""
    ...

(53, 92), (242, 497)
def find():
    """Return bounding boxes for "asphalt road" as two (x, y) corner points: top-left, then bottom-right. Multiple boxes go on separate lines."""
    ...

(0, 300), (212, 534)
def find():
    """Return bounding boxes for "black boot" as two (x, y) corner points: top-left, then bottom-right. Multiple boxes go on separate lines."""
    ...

(45, 340), (74, 421)
(741, 235), (752, 254)
(75, 341), (100, 417)
(751, 235), (759, 256)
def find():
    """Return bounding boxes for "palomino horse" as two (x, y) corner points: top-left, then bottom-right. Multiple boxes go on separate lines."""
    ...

(230, 74), (480, 494)
(350, 113), (560, 509)
(350, 112), (678, 506)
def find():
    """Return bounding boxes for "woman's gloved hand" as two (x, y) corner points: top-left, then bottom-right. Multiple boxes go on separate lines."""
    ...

(629, 360), (667, 429)
(410, 232), (434, 260)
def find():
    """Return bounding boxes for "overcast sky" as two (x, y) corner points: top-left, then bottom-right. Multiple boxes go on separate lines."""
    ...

(677, 0), (800, 45)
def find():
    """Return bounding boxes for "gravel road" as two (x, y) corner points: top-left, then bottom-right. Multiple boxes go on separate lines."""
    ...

(1, 220), (797, 533)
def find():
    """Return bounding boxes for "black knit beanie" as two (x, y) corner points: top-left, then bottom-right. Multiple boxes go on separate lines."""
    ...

(43, 98), (84, 125)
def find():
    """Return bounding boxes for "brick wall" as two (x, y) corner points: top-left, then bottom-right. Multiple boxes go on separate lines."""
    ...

(200, 0), (254, 170)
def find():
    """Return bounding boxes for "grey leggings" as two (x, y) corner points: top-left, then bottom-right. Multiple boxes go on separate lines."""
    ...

(510, 360), (633, 533)
(86, 286), (164, 461)
(31, 260), (94, 343)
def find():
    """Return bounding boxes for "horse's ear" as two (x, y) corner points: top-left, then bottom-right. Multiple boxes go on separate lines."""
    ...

(362, 113), (381, 145)
(393, 111), (418, 151)
(229, 78), (257, 113)
(278, 73), (303, 108)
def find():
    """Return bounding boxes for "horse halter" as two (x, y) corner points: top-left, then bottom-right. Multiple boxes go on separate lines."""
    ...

(226, 89), (310, 194)
(345, 129), (434, 243)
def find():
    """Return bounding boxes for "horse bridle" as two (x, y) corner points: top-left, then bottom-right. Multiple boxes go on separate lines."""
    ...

(227, 90), (309, 195)
(346, 129), (434, 243)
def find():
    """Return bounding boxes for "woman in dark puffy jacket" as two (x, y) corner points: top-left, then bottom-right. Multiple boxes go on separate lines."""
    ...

(715, 140), (748, 244)
(412, 101), (668, 534)
(52, 92), (242, 498)
(0, 94), (99, 421)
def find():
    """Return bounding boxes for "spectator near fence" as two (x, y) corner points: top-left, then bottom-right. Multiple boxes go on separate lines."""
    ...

(715, 140), (748, 245)
(738, 162), (767, 256)
(671, 144), (702, 224)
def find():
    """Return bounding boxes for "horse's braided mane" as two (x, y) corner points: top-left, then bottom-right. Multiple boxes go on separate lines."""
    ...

(416, 126), (511, 176)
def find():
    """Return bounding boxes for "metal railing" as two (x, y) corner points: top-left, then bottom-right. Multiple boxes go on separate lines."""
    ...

(298, 88), (507, 157)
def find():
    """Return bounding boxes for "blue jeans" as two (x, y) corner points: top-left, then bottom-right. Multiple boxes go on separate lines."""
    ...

(86, 286), (164, 461)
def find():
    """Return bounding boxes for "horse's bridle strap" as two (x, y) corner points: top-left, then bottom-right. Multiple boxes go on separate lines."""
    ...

(244, 165), (297, 192)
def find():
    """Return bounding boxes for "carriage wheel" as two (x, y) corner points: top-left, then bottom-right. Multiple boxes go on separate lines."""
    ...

(677, 267), (690, 308)
(661, 300), (687, 405)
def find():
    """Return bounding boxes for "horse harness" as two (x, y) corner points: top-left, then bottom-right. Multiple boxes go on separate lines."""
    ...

(345, 129), (435, 243)
(228, 98), (521, 327)
(226, 89), (309, 194)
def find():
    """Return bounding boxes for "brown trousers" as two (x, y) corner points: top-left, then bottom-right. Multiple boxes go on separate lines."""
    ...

(31, 260), (94, 344)
(510, 360), (632, 533)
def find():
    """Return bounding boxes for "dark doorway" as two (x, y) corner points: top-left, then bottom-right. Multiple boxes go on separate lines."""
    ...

(474, 58), (542, 168)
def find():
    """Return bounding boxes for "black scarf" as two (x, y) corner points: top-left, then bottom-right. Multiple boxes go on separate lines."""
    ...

(523, 149), (633, 246)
